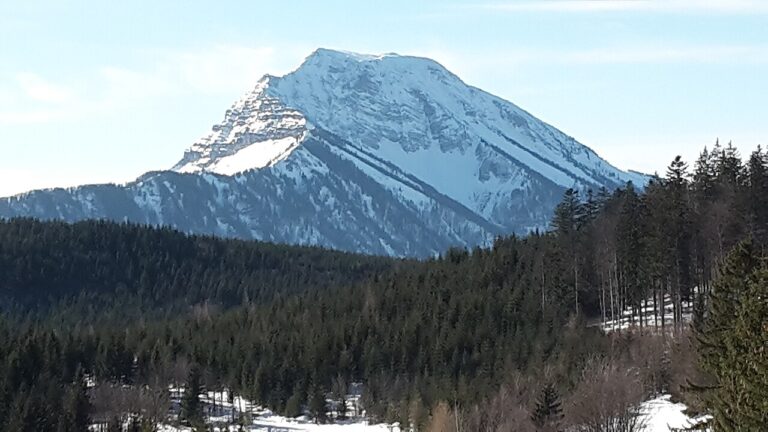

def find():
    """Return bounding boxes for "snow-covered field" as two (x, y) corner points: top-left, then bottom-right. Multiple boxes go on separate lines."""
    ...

(152, 388), (401, 432)
(149, 390), (705, 432)
(158, 420), (396, 432)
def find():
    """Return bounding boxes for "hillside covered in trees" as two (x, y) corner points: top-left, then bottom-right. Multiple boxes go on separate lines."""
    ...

(0, 219), (394, 317)
(0, 141), (765, 431)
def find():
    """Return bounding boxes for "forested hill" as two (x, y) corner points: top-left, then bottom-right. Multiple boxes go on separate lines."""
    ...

(0, 218), (395, 315)
(0, 142), (765, 431)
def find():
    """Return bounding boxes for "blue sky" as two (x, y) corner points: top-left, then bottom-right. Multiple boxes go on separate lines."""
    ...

(1, 0), (766, 197)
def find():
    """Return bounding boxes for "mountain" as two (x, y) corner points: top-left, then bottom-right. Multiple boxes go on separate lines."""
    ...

(0, 49), (646, 257)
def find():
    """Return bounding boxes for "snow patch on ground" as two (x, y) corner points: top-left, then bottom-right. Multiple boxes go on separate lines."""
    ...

(156, 394), (706, 432)
(152, 388), (400, 432)
(158, 419), (396, 432)
(598, 294), (694, 333)
(639, 395), (709, 431)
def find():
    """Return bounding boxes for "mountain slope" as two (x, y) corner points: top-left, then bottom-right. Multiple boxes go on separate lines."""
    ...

(0, 218), (393, 313)
(0, 49), (646, 256)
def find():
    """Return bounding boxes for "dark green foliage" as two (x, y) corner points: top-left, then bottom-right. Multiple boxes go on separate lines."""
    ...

(59, 369), (90, 432)
(531, 383), (563, 431)
(331, 375), (348, 419)
(181, 365), (204, 426)
(308, 385), (327, 423)
(0, 218), (392, 317)
(552, 188), (584, 314)
(746, 146), (768, 244)
(694, 240), (768, 430)
(284, 386), (304, 418)
(0, 142), (765, 428)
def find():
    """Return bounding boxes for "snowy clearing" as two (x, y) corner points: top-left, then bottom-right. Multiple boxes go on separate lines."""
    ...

(147, 390), (705, 432)
(598, 294), (694, 333)
(639, 395), (709, 432)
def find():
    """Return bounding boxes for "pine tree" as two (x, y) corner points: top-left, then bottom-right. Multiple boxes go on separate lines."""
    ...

(695, 240), (768, 430)
(693, 146), (716, 202)
(181, 365), (205, 427)
(308, 385), (327, 424)
(747, 146), (768, 244)
(733, 265), (768, 428)
(60, 369), (90, 432)
(665, 156), (694, 328)
(331, 375), (348, 420)
(552, 188), (585, 314)
(617, 183), (647, 322)
(285, 385), (304, 418)
(714, 141), (744, 186)
(530, 383), (562, 432)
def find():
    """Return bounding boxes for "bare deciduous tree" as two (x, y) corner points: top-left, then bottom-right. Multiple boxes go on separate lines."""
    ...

(89, 383), (170, 431)
(461, 373), (536, 432)
(565, 359), (647, 432)
(426, 402), (456, 432)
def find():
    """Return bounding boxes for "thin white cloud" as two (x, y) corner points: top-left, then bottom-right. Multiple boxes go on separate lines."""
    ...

(0, 44), (301, 126)
(0, 76), (84, 125)
(477, 0), (768, 13)
(15, 72), (76, 104)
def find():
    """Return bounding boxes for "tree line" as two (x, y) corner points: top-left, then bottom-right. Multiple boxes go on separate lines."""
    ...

(550, 141), (768, 332)
(0, 141), (765, 430)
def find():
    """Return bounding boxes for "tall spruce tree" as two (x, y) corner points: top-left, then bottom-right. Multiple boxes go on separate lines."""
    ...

(747, 146), (768, 245)
(693, 146), (716, 203)
(695, 240), (768, 430)
(285, 385), (304, 418)
(734, 265), (768, 428)
(60, 369), (90, 432)
(181, 365), (205, 427)
(308, 384), (328, 424)
(665, 156), (694, 328)
(531, 383), (563, 432)
(552, 188), (585, 314)
(617, 182), (647, 323)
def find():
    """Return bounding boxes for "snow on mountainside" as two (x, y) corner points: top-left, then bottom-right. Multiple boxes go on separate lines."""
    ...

(173, 77), (308, 175)
(0, 48), (647, 257)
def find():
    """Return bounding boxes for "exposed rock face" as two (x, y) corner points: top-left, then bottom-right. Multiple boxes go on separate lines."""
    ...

(0, 49), (645, 257)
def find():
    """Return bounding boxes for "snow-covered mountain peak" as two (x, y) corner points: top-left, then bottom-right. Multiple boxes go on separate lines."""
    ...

(172, 74), (308, 175)
(284, 48), (464, 102)
(172, 46), (647, 222)
(171, 48), (466, 176)
(304, 47), (400, 63)
(162, 47), (648, 243)
(265, 49), (645, 187)
(4, 48), (648, 256)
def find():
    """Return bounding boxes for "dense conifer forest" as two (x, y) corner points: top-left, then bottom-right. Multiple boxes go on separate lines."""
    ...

(0, 141), (765, 431)
(0, 219), (394, 316)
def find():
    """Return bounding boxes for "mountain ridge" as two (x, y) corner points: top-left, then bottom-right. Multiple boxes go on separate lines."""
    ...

(0, 48), (646, 256)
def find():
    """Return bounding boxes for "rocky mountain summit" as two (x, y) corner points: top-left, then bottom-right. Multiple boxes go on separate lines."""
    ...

(0, 49), (645, 256)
